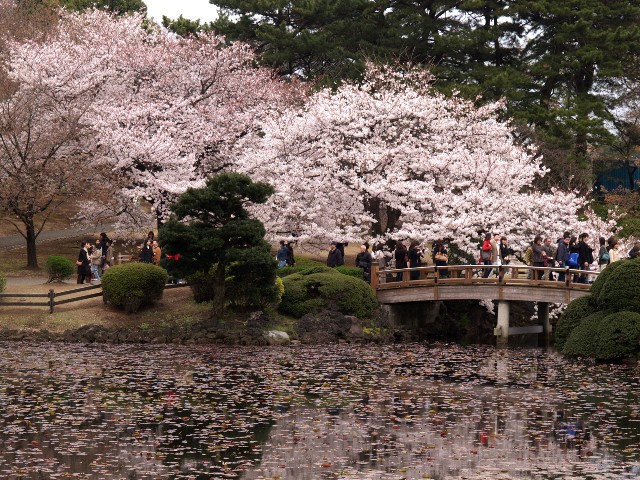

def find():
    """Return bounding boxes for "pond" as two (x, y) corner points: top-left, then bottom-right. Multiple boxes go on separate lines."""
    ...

(0, 342), (639, 479)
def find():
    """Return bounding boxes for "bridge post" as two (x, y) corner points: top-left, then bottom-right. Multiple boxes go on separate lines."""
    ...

(538, 301), (550, 347)
(370, 265), (379, 291)
(494, 300), (510, 348)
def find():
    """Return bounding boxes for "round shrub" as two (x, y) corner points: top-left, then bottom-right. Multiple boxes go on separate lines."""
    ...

(45, 256), (75, 282)
(187, 270), (215, 303)
(0, 272), (6, 293)
(102, 263), (169, 313)
(554, 295), (593, 351)
(589, 259), (627, 305)
(562, 311), (609, 357)
(596, 311), (640, 361)
(596, 259), (640, 313)
(279, 266), (377, 319)
(226, 248), (279, 309)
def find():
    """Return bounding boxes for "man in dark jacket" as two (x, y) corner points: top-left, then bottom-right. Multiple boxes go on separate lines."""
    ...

(555, 235), (570, 282)
(577, 233), (593, 283)
(355, 244), (373, 282)
(327, 242), (343, 267)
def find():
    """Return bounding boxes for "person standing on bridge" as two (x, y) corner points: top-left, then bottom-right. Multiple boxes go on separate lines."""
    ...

(531, 236), (546, 280)
(408, 240), (423, 281)
(577, 233), (594, 283)
(394, 242), (408, 281)
(555, 234), (570, 282)
(542, 238), (556, 280)
(481, 233), (493, 278)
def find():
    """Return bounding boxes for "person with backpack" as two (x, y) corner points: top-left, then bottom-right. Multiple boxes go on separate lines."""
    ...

(597, 236), (609, 271)
(555, 234), (571, 282)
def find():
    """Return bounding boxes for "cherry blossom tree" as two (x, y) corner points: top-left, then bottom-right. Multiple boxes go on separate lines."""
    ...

(236, 64), (606, 256)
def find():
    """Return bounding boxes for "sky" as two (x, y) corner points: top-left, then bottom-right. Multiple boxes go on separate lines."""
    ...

(144, 0), (219, 23)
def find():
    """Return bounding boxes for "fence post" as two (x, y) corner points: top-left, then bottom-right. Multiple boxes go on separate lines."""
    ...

(49, 289), (55, 314)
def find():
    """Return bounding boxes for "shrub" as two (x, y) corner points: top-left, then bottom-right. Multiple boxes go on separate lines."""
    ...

(102, 263), (168, 313)
(45, 256), (75, 282)
(596, 311), (640, 360)
(187, 270), (215, 303)
(279, 267), (377, 318)
(0, 272), (6, 293)
(589, 259), (626, 305)
(596, 259), (640, 313)
(335, 266), (364, 279)
(554, 295), (593, 351)
(226, 247), (279, 309)
(562, 311), (608, 357)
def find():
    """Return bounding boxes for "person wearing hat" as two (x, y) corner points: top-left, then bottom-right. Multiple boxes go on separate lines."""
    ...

(327, 241), (343, 267)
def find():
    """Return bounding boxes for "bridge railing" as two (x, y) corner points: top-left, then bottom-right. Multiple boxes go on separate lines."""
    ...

(371, 264), (598, 291)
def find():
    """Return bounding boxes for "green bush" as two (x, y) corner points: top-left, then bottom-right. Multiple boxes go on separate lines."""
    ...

(589, 259), (626, 305)
(187, 269), (216, 303)
(562, 311), (609, 357)
(226, 247), (279, 309)
(45, 256), (75, 282)
(596, 259), (640, 313)
(0, 272), (6, 293)
(279, 266), (377, 319)
(335, 266), (364, 279)
(554, 295), (593, 351)
(596, 311), (640, 360)
(102, 263), (169, 313)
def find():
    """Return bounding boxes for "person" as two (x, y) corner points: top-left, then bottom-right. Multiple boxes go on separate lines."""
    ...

(628, 242), (640, 259)
(76, 241), (91, 284)
(499, 237), (515, 265)
(542, 237), (555, 280)
(408, 240), (423, 281)
(152, 240), (162, 266)
(394, 242), (408, 281)
(597, 236), (608, 271)
(481, 233), (492, 278)
(99, 232), (111, 270)
(569, 235), (579, 282)
(432, 240), (449, 278)
(555, 234), (570, 282)
(576, 233), (593, 283)
(490, 233), (501, 276)
(286, 241), (296, 267)
(355, 244), (373, 282)
(327, 241), (343, 267)
(276, 240), (288, 268)
(140, 238), (154, 263)
(531, 235), (546, 280)
(146, 230), (155, 242)
(103, 239), (114, 270)
(607, 236), (621, 264)
(372, 243), (386, 269)
(90, 240), (102, 282)
(335, 242), (348, 262)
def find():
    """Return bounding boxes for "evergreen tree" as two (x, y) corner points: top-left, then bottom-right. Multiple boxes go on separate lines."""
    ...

(159, 173), (275, 322)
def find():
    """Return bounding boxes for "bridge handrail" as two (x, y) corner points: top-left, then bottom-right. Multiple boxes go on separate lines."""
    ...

(371, 264), (598, 291)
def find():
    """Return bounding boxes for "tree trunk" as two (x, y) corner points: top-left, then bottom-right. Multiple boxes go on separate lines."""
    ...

(210, 262), (226, 323)
(25, 218), (39, 269)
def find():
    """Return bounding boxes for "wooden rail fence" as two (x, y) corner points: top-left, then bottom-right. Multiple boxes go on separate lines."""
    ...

(0, 283), (188, 314)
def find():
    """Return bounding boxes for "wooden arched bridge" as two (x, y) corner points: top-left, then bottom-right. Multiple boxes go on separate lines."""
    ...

(370, 264), (597, 345)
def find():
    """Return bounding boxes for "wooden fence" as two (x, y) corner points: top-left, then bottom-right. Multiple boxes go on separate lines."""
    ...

(0, 283), (188, 314)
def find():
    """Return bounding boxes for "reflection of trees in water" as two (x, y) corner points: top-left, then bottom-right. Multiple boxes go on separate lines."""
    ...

(0, 344), (639, 479)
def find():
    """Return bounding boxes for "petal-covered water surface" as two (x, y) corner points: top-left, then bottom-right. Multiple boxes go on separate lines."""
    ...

(0, 342), (638, 479)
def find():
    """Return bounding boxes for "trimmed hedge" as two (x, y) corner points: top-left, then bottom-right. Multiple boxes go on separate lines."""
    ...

(279, 266), (377, 319)
(0, 272), (5, 293)
(588, 259), (626, 304)
(562, 311), (608, 357)
(596, 260), (640, 313)
(554, 295), (593, 351)
(102, 263), (168, 313)
(596, 311), (640, 361)
(45, 256), (75, 282)
(187, 270), (215, 303)
(335, 266), (364, 279)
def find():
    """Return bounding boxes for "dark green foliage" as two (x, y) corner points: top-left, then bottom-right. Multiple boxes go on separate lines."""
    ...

(279, 267), (377, 319)
(45, 256), (74, 282)
(589, 258), (627, 302)
(102, 263), (168, 313)
(596, 311), (640, 361)
(596, 260), (640, 313)
(226, 245), (279, 309)
(56, 0), (146, 14)
(555, 295), (593, 351)
(335, 266), (363, 279)
(187, 269), (216, 303)
(562, 311), (609, 357)
(159, 173), (275, 320)
(0, 272), (5, 293)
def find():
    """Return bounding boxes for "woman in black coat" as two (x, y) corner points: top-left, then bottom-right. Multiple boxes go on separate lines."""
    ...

(140, 239), (154, 263)
(394, 242), (408, 282)
(77, 241), (91, 284)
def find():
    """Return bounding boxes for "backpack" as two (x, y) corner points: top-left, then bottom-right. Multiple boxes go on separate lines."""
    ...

(567, 252), (579, 268)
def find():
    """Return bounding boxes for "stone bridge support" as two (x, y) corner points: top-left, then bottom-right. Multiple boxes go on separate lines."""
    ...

(494, 300), (551, 348)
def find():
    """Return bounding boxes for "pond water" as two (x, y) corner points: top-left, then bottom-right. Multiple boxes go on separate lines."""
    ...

(0, 342), (639, 479)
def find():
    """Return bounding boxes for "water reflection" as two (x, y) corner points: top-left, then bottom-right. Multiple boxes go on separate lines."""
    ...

(0, 343), (638, 479)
